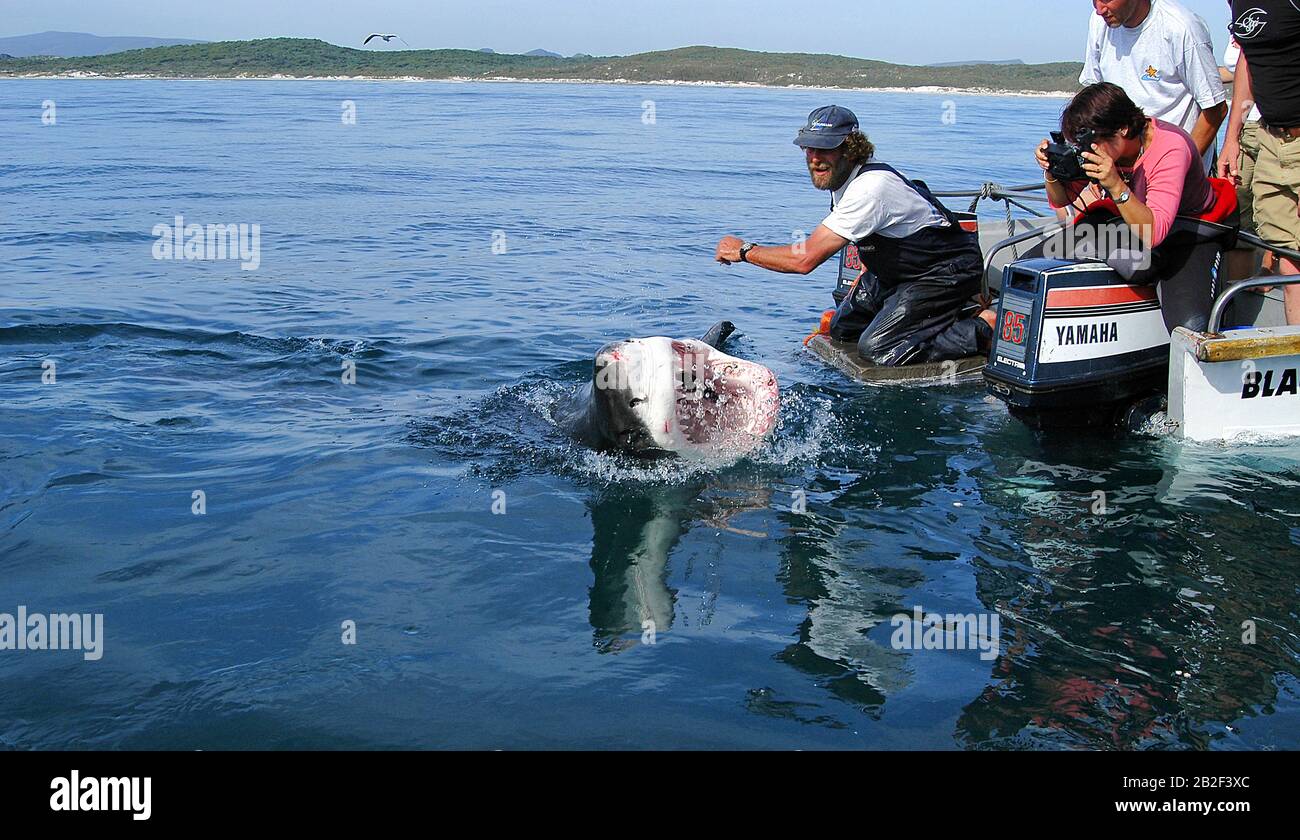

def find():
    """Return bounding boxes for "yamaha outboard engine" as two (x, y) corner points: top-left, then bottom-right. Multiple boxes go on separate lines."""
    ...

(984, 181), (1239, 430)
(984, 257), (1170, 428)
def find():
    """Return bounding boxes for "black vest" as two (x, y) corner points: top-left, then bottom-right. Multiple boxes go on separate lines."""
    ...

(834, 162), (982, 292)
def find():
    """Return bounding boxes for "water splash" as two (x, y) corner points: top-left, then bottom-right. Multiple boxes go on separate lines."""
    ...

(410, 372), (845, 487)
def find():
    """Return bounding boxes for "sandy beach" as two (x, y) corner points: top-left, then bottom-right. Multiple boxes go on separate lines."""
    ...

(0, 69), (1073, 98)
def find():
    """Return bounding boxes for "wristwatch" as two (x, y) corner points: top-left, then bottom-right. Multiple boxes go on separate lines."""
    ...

(1115, 190), (1131, 205)
(739, 242), (758, 262)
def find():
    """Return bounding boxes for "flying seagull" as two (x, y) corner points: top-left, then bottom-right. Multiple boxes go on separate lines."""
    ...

(363, 33), (410, 47)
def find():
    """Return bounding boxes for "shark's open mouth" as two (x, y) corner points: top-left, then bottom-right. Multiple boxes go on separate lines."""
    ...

(671, 340), (780, 449)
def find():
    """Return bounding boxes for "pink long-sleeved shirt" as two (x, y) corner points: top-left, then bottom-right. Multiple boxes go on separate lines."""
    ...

(1051, 119), (1213, 247)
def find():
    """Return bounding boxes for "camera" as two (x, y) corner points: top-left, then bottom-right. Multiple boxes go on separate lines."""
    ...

(1045, 129), (1097, 182)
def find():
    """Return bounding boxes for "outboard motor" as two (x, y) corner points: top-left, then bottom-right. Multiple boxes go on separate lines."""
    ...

(984, 182), (1239, 429)
(983, 257), (1170, 428)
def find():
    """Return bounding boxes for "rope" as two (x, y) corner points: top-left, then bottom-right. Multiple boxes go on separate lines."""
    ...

(932, 181), (1048, 198)
(964, 181), (1019, 260)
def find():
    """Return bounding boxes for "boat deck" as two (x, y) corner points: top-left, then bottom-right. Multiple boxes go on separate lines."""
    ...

(805, 334), (985, 385)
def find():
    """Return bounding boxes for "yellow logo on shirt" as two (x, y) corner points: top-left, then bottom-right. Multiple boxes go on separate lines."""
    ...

(1142, 65), (1161, 81)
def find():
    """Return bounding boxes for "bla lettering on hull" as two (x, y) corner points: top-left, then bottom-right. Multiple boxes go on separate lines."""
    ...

(1055, 322), (1118, 346)
(1241, 368), (1299, 399)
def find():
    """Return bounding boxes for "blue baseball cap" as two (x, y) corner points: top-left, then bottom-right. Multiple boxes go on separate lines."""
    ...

(793, 105), (860, 149)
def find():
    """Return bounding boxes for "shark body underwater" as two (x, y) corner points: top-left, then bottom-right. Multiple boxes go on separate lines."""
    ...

(555, 321), (780, 458)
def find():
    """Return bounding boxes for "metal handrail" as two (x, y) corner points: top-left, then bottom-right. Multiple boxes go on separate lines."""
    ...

(993, 193), (1056, 204)
(1237, 230), (1300, 262)
(1206, 232), (1300, 334)
(978, 222), (1067, 299)
(963, 200), (1300, 332)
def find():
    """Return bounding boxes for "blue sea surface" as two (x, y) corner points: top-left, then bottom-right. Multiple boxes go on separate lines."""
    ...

(1, 79), (1297, 749)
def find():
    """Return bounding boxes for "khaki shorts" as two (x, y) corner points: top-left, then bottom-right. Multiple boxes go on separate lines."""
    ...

(1253, 128), (1300, 251)
(1236, 123), (1260, 233)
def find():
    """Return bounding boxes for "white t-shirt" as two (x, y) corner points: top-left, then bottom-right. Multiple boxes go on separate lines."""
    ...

(1080, 0), (1226, 167)
(1222, 40), (1263, 124)
(821, 163), (949, 243)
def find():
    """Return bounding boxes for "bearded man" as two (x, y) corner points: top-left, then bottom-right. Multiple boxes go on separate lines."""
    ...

(715, 105), (993, 366)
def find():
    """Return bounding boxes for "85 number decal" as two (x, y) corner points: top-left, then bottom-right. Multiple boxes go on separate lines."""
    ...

(1001, 310), (1026, 345)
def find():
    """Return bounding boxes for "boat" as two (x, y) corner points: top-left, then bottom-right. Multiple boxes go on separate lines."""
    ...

(804, 183), (1073, 386)
(804, 179), (1300, 440)
(805, 333), (986, 385)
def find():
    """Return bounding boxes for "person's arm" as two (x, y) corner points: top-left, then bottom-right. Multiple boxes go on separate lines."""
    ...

(1190, 102), (1228, 157)
(714, 225), (848, 274)
(1218, 51), (1253, 180)
(1086, 138), (1195, 249)
(1183, 26), (1229, 157)
(1081, 144), (1155, 248)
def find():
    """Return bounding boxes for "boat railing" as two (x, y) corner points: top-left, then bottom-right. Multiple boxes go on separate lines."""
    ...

(935, 181), (1056, 299)
(943, 182), (1300, 324)
(1207, 233), (1300, 334)
(931, 181), (1055, 222)
(978, 222), (1067, 300)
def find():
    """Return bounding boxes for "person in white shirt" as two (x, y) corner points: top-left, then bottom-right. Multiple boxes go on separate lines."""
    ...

(714, 106), (994, 366)
(1081, 0), (1228, 171)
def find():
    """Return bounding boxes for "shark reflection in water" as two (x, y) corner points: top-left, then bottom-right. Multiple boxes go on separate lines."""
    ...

(584, 473), (918, 723)
(585, 482), (770, 653)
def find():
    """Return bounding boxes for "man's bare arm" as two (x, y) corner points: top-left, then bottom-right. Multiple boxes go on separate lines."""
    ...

(1218, 52), (1253, 179)
(715, 225), (849, 274)
(1190, 102), (1228, 157)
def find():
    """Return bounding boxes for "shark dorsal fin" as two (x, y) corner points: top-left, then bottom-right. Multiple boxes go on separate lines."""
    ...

(699, 321), (736, 349)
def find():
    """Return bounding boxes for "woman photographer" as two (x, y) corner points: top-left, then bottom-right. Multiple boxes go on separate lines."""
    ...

(1034, 82), (1222, 330)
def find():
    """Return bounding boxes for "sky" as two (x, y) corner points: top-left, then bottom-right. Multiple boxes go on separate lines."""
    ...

(0, 0), (1239, 65)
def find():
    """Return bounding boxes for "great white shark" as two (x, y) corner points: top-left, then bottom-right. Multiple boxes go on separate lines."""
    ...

(556, 321), (780, 458)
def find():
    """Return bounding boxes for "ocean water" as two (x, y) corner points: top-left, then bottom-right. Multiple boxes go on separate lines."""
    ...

(1, 79), (1296, 750)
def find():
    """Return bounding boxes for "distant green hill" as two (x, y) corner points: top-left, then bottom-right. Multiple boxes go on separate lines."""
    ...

(0, 38), (1083, 92)
(0, 30), (208, 58)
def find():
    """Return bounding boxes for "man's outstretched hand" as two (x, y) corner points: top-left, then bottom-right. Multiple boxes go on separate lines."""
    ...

(715, 235), (744, 265)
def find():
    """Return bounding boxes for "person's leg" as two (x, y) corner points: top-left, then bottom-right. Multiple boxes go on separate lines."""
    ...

(828, 272), (884, 342)
(1252, 130), (1300, 325)
(856, 278), (983, 366)
(1154, 239), (1219, 333)
(1280, 258), (1300, 324)
(928, 308), (991, 361)
(1227, 123), (1265, 285)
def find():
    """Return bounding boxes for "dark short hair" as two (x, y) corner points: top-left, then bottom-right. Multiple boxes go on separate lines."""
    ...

(1061, 82), (1148, 143)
